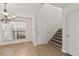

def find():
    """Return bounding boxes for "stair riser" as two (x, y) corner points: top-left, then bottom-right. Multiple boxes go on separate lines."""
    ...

(48, 43), (62, 50)
(51, 38), (62, 43)
(52, 37), (62, 41)
(55, 32), (62, 35)
(51, 40), (62, 45)
(54, 35), (62, 37)
(49, 41), (62, 48)
(50, 38), (62, 44)
(57, 30), (62, 32)
(49, 29), (62, 50)
(59, 29), (62, 30)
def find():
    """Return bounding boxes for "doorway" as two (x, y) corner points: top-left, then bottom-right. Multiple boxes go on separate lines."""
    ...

(66, 10), (79, 55)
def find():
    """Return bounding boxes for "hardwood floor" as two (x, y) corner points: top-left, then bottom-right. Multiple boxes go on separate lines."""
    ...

(0, 41), (64, 56)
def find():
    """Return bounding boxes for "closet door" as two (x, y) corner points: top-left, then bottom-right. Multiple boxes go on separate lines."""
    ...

(37, 21), (48, 44)
(66, 10), (79, 55)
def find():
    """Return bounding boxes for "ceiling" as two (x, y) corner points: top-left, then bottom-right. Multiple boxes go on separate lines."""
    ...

(0, 3), (73, 18)
(50, 3), (72, 8)
(0, 3), (43, 18)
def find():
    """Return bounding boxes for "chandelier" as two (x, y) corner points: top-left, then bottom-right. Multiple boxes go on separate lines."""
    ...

(0, 3), (15, 23)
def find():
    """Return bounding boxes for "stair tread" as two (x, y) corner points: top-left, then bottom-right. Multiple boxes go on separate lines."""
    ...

(50, 38), (62, 44)
(57, 30), (62, 32)
(57, 29), (62, 31)
(49, 41), (62, 48)
(52, 37), (62, 41)
(58, 29), (62, 30)
(55, 32), (62, 35)
(49, 40), (62, 47)
(56, 31), (62, 33)
(50, 39), (62, 45)
(49, 28), (62, 49)
(52, 36), (62, 40)
(49, 43), (61, 50)
(54, 34), (62, 37)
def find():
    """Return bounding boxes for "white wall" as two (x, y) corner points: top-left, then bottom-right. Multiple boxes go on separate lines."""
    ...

(32, 15), (38, 45)
(33, 4), (62, 45)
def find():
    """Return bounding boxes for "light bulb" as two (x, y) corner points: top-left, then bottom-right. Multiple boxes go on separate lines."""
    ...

(12, 16), (15, 19)
(3, 12), (8, 16)
(3, 21), (5, 23)
(8, 17), (11, 19)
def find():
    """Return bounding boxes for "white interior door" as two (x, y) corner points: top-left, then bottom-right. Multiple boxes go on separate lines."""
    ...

(67, 10), (79, 55)
(37, 21), (48, 44)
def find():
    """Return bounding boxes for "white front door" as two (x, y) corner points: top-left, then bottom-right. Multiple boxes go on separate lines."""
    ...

(66, 10), (79, 55)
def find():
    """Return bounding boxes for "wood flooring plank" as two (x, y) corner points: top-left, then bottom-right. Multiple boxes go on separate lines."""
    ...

(0, 41), (64, 56)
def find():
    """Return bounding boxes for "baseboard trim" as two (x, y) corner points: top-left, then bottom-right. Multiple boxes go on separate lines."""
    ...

(0, 40), (32, 45)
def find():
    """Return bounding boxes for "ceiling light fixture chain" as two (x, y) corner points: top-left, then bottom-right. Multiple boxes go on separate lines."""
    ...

(4, 3), (7, 12)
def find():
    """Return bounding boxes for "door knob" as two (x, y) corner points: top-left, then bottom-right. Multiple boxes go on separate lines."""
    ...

(66, 35), (70, 37)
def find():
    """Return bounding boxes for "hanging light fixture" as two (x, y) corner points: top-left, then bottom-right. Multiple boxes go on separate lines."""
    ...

(0, 3), (15, 23)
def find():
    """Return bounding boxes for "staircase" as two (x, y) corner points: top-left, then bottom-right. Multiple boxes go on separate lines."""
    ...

(49, 29), (62, 50)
